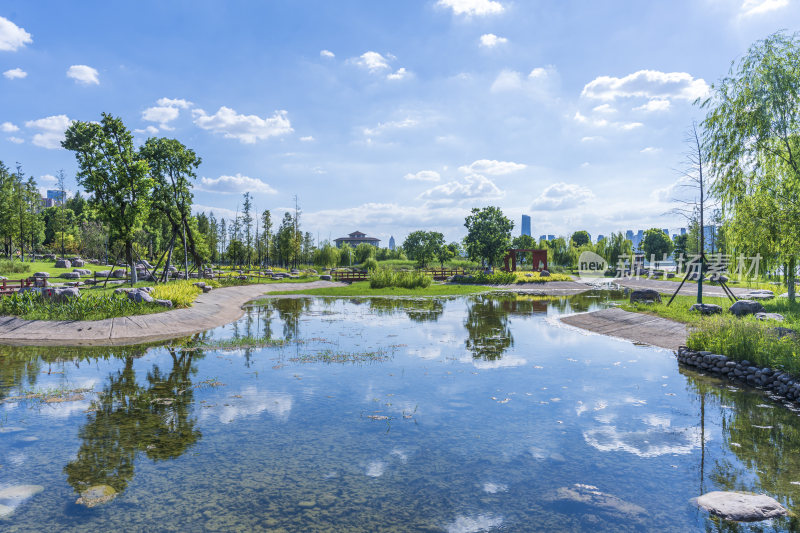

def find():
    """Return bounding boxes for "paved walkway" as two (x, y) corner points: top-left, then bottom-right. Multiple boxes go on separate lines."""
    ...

(615, 277), (759, 298)
(0, 281), (342, 347)
(559, 307), (688, 350)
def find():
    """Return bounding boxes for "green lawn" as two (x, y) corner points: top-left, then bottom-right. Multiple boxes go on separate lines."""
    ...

(269, 281), (495, 297)
(0, 259), (113, 279)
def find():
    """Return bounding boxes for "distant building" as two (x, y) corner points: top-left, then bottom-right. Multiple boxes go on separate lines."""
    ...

(521, 215), (531, 237)
(388, 236), (396, 251)
(334, 231), (380, 248)
(46, 190), (66, 205)
(680, 227), (687, 235)
(703, 225), (718, 252)
(39, 197), (55, 210)
(662, 228), (669, 235)
(625, 230), (634, 241)
(596, 234), (605, 242)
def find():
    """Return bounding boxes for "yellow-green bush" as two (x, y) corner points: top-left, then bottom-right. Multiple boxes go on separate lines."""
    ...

(150, 280), (202, 308)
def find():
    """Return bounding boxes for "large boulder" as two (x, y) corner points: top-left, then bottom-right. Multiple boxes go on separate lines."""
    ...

(729, 300), (765, 317)
(54, 259), (71, 269)
(690, 303), (722, 315)
(127, 289), (154, 304)
(43, 287), (80, 303)
(32, 272), (49, 278)
(539, 270), (551, 277)
(111, 269), (126, 278)
(72, 268), (92, 276)
(742, 289), (775, 300)
(155, 299), (173, 308)
(60, 272), (80, 279)
(96, 270), (111, 277)
(694, 491), (787, 522)
(630, 289), (661, 304)
(72, 259), (85, 267)
(755, 312), (784, 322)
(320, 275), (332, 281)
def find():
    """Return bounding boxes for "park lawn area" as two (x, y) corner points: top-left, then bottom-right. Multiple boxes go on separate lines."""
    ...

(269, 281), (495, 297)
(0, 259), (112, 279)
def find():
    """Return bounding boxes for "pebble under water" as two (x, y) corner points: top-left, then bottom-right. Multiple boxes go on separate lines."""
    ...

(1, 292), (799, 532)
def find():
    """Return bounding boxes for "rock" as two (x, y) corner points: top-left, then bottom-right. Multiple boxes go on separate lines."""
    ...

(127, 289), (154, 304)
(320, 275), (332, 281)
(543, 484), (646, 518)
(729, 300), (766, 317)
(72, 259), (85, 267)
(96, 270), (111, 277)
(43, 287), (80, 302)
(54, 259), (71, 269)
(709, 273), (729, 283)
(540, 270), (551, 277)
(72, 268), (92, 276)
(774, 327), (797, 339)
(690, 303), (722, 315)
(694, 491), (787, 522)
(111, 269), (126, 278)
(755, 312), (784, 322)
(60, 272), (80, 279)
(193, 282), (206, 288)
(666, 272), (676, 279)
(155, 299), (173, 308)
(742, 290), (775, 301)
(630, 289), (661, 304)
(0, 484), (44, 500)
(202, 285), (212, 293)
(32, 272), (49, 278)
(76, 485), (117, 508)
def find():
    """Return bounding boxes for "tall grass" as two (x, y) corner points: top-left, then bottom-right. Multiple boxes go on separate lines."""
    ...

(369, 269), (432, 289)
(687, 316), (800, 374)
(452, 272), (517, 284)
(150, 280), (202, 308)
(0, 260), (31, 274)
(0, 291), (162, 321)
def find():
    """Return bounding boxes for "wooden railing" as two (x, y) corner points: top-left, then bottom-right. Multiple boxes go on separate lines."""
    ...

(422, 268), (466, 280)
(0, 278), (40, 296)
(331, 270), (369, 282)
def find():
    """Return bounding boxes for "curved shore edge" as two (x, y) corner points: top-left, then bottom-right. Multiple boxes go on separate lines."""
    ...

(0, 281), (344, 347)
(558, 308), (688, 350)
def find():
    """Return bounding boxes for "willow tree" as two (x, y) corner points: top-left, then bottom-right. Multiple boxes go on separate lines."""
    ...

(63, 114), (153, 284)
(702, 31), (800, 301)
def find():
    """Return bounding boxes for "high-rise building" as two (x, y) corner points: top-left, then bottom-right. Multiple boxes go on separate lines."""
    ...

(46, 189), (65, 205)
(596, 234), (605, 242)
(662, 228), (669, 235)
(680, 227), (687, 235)
(625, 230), (634, 241)
(547, 234), (555, 241)
(388, 236), (396, 251)
(521, 215), (531, 237)
(539, 235), (546, 242)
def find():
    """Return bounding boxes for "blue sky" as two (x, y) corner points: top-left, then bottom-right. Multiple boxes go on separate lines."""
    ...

(1, 0), (798, 245)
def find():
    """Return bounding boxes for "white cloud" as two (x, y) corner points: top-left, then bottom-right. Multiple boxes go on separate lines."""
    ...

(574, 111), (642, 131)
(198, 173), (278, 195)
(320, 49), (335, 58)
(592, 104), (616, 114)
(581, 70), (709, 102)
(620, 122), (643, 130)
(363, 118), (418, 136)
(458, 159), (526, 175)
(142, 106), (179, 125)
(437, 0), (504, 16)
(740, 0), (789, 16)
(134, 125), (159, 135)
(387, 67), (410, 80)
(419, 174), (504, 202)
(7, 136), (23, 144)
(634, 99), (670, 112)
(1, 121), (19, 132)
(193, 107), (293, 143)
(640, 146), (662, 154)
(25, 115), (72, 149)
(480, 33), (507, 47)
(39, 173), (57, 184)
(192, 204), (239, 220)
(299, 135), (315, 142)
(354, 51), (390, 72)
(490, 69), (522, 92)
(0, 16), (32, 52)
(404, 170), (441, 182)
(156, 97), (192, 109)
(528, 67), (549, 79)
(3, 68), (26, 80)
(66, 65), (100, 85)
(531, 182), (594, 210)
(581, 136), (603, 142)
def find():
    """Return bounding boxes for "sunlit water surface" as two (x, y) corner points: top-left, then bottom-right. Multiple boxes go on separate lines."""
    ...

(1, 292), (799, 532)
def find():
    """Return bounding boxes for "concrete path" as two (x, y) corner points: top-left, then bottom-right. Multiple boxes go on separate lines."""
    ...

(0, 281), (343, 347)
(559, 307), (688, 350)
(615, 277), (760, 298)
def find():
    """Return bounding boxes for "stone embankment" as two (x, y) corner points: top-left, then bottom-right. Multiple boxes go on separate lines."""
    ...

(677, 346), (800, 401)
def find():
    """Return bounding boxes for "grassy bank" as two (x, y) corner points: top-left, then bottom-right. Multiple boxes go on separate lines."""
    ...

(268, 281), (494, 297)
(622, 294), (800, 374)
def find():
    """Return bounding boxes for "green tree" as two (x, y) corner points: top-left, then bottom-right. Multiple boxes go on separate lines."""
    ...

(571, 230), (590, 247)
(702, 31), (800, 301)
(241, 192), (253, 267)
(403, 230), (444, 268)
(673, 233), (688, 261)
(354, 242), (376, 264)
(63, 114), (153, 283)
(261, 210), (272, 266)
(641, 228), (673, 264)
(463, 206), (513, 267)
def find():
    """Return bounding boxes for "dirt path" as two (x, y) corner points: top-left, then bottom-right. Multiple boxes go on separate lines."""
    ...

(0, 281), (343, 347)
(559, 307), (688, 350)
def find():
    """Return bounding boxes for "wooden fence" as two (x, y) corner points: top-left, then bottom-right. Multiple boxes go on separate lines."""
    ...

(331, 270), (369, 282)
(421, 268), (466, 280)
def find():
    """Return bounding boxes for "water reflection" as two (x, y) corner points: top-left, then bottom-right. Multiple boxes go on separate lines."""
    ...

(464, 296), (513, 360)
(64, 348), (201, 495)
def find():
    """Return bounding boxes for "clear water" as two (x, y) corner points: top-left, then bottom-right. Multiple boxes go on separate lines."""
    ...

(1, 292), (799, 532)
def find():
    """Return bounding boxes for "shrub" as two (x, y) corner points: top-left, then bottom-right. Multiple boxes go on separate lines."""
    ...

(369, 269), (432, 289)
(363, 257), (379, 272)
(451, 272), (516, 285)
(0, 260), (32, 274)
(150, 280), (202, 308)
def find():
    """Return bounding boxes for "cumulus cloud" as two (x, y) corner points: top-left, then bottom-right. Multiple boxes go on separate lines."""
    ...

(7, 136), (23, 144)
(354, 51), (390, 72)
(363, 117), (418, 136)
(592, 104), (616, 114)
(740, 0), (788, 16)
(480, 33), (507, 47)
(0, 16), (32, 52)
(1, 121), (19, 132)
(3, 68), (26, 80)
(583, 425), (704, 457)
(491, 66), (557, 95)
(490, 69), (522, 92)
(581, 70), (709, 102)
(634, 99), (670, 112)
(38, 173), (57, 184)
(320, 49), (335, 58)
(640, 146), (662, 154)
(199, 173), (278, 194)
(25, 115), (72, 149)
(387, 67), (410, 80)
(458, 159), (526, 175)
(531, 182), (594, 210)
(142, 106), (179, 125)
(574, 111), (642, 131)
(157, 97), (192, 109)
(66, 65), (100, 85)
(404, 170), (441, 182)
(299, 135), (315, 142)
(193, 107), (293, 143)
(419, 174), (504, 202)
(437, 0), (504, 15)
(134, 125), (159, 135)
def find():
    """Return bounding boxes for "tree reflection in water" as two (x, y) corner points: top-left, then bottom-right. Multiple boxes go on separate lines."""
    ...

(64, 348), (202, 496)
(367, 298), (446, 323)
(464, 296), (514, 361)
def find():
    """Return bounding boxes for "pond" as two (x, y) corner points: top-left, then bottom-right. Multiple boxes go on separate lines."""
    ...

(1, 292), (799, 532)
